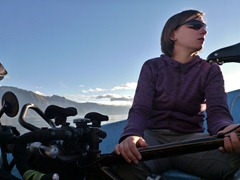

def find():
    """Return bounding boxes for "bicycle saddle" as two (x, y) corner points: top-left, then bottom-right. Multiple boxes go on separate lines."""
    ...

(207, 42), (240, 64)
(45, 105), (77, 125)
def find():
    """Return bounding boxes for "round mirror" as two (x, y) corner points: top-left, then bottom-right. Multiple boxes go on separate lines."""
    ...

(1, 91), (19, 117)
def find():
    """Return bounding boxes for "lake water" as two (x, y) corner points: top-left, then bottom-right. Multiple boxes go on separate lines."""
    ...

(1, 114), (128, 134)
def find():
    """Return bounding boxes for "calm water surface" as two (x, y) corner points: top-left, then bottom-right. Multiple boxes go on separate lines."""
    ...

(1, 114), (128, 134)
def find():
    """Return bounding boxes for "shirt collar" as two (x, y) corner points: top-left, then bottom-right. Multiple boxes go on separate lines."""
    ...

(161, 54), (202, 70)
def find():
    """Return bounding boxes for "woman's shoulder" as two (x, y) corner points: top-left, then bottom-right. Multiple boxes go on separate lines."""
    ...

(141, 57), (167, 74)
(145, 56), (163, 62)
(143, 55), (167, 67)
(199, 57), (221, 69)
(197, 57), (222, 77)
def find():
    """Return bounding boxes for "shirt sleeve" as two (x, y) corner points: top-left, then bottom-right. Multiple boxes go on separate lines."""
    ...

(119, 61), (155, 141)
(205, 63), (233, 135)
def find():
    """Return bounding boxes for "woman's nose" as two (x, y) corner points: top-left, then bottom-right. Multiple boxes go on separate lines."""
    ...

(200, 27), (207, 35)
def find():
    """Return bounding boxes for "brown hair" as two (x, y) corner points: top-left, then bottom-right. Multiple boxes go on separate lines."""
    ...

(161, 10), (204, 57)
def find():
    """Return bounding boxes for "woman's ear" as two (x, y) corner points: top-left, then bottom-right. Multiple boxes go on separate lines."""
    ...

(170, 33), (176, 41)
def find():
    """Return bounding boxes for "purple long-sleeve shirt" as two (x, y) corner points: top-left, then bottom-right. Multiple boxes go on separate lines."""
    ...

(120, 55), (233, 141)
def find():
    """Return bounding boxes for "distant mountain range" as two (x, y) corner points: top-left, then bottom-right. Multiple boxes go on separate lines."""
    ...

(0, 86), (130, 130)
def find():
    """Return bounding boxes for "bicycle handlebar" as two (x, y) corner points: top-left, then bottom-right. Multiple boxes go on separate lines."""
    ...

(18, 103), (55, 131)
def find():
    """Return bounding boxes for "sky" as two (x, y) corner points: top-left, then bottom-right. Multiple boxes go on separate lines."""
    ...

(0, 0), (240, 106)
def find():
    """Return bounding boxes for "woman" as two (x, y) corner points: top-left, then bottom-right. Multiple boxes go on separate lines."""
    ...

(113, 9), (240, 179)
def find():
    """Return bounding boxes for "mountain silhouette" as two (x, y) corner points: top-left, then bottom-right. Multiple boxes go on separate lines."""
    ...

(0, 86), (130, 133)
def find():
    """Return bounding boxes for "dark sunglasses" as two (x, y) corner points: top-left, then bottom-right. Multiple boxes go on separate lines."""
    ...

(176, 19), (206, 30)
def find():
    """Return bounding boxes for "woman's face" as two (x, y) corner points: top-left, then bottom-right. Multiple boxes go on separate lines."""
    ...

(172, 15), (207, 54)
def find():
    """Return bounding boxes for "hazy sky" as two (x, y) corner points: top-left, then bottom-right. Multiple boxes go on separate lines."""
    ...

(0, 0), (240, 106)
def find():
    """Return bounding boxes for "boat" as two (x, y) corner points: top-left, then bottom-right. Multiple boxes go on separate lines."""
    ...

(1, 42), (240, 180)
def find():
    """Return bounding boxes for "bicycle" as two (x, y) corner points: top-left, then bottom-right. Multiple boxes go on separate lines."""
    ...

(0, 42), (240, 180)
